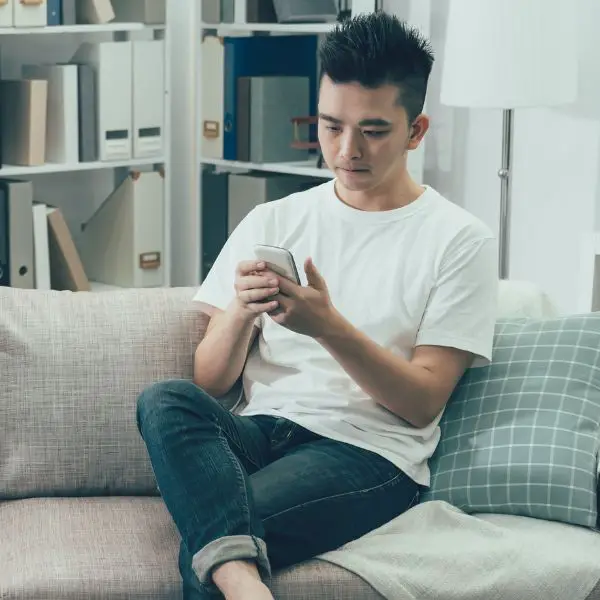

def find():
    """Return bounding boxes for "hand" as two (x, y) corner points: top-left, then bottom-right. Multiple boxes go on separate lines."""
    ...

(270, 257), (339, 338)
(234, 260), (280, 321)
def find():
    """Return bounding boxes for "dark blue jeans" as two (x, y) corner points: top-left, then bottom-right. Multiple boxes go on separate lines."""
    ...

(136, 379), (420, 598)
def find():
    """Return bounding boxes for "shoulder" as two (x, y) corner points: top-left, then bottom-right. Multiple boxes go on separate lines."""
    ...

(422, 186), (495, 249)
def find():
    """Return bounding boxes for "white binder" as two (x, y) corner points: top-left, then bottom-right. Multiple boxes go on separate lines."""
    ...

(32, 202), (51, 290)
(22, 64), (79, 164)
(201, 35), (224, 160)
(132, 40), (164, 159)
(2, 179), (34, 289)
(76, 0), (115, 24)
(0, 0), (14, 26)
(71, 41), (133, 162)
(14, 0), (47, 27)
(79, 170), (164, 288)
(112, 0), (165, 24)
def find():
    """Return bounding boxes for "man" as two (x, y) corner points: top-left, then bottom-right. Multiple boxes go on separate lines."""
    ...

(137, 11), (498, 600)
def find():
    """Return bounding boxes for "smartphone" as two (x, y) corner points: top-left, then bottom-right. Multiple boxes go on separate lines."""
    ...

(253, 244), (301, 284)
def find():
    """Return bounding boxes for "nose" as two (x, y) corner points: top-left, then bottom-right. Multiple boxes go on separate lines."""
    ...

(338, 130), (363, 161)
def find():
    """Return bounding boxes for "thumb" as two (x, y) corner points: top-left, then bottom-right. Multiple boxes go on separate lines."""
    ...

(304, 257), (326, 290)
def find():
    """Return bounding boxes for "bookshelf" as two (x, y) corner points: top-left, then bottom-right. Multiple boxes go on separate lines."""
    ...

(0, 156), (165, 178)
(201, 22), (335, 34)
(202, 157), (332, 180)
(166, 0), (431, 286)
(0, 1), (171, 292)
(166, 1), (352, 288)
(166, 0), (432, 288)
(0, 22), (147, 35)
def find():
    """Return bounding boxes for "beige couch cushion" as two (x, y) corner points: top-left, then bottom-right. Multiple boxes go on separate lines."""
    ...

(0, 287), (208, 498)
(0, 497), (382, 600)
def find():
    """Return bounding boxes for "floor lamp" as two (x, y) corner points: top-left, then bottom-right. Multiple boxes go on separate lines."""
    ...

(440, 0), (578, 279)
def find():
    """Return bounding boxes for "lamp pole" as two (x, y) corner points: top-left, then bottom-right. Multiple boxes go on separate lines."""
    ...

(498, 108), (514, 280)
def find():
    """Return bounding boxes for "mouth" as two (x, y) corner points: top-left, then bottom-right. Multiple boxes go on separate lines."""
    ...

(338, 167), (370, 174)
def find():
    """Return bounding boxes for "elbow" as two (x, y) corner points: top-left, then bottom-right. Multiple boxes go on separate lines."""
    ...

(385, 392), (446, 429)
(412, 393), (448, 429)
(192, 364), (230, 398)
(193, 350), (228, 398)
(192, 375), (228, 399)
(403, 409), (436, 430)
(410, 410), (439, 430)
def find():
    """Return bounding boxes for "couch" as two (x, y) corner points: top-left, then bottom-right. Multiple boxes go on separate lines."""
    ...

(0, 281), (599, 600)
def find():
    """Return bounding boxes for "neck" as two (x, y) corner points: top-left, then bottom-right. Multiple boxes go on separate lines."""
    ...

(335, 168), (424, 212)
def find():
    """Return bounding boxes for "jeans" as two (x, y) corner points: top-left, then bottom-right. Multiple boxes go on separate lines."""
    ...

(136, 379), (420, 599)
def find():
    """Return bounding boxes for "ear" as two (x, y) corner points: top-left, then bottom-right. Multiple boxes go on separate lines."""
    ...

(407, 114), (429, 150)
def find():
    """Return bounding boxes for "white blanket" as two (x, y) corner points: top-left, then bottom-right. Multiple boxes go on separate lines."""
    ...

(318, 501), (600, 600)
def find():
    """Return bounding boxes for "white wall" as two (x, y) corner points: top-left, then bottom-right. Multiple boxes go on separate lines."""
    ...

(423, 0), (600, 314)
(424, 0), (502, 232)
(509, 0), (600, 314)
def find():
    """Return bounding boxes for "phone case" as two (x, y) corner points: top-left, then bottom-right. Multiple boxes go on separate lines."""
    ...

(253, 244), (300, 284)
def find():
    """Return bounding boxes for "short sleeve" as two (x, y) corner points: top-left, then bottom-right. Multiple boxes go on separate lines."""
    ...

(193, 206), (264, 313)
(415, 236), (498, 367)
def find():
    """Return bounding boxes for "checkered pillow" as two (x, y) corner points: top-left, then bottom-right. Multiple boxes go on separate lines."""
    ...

(421, 314), (600, 528)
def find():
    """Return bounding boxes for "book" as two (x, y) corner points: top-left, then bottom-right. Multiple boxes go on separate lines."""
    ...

(0, 79), (48, 166)
(46, 206), (91, 292)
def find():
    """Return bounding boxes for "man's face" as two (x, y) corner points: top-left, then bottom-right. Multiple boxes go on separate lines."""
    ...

(317, 75), (428, 193)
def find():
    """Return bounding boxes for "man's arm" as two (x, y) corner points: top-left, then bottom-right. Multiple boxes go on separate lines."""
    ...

(272, 238), (497, 428)
(193, 302), (259, 398)
(316, 316), (473, 428)
(194, 259), (280, 398)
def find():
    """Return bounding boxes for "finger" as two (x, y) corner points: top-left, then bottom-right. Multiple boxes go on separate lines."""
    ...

(237, 274), (279, 292)
(304, 257), (326, 290)
(276, 276), (299, 296)
(247, 300), (279, 314)
(272, 293), (290, 309)
(237, 260), (266, 276)
(240, 286), (279, 304)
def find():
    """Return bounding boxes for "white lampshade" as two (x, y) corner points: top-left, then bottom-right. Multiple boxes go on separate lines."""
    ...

(441, 0), (579, 109)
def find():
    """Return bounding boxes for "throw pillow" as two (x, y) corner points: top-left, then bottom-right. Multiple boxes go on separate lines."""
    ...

(421, 314), (600, 528)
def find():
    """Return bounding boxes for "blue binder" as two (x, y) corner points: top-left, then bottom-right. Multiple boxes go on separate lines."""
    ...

(0, 186), (8, 286)
(222, 35), (318, 161)
(47, 0), (61, 25)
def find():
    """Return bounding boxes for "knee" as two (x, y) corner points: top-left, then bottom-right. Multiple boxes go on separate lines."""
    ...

(136, 379), (199, 433)
(135, 379), (223, 435)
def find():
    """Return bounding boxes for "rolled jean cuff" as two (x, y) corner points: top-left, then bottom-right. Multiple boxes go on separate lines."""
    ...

(192, 534), (272, 585)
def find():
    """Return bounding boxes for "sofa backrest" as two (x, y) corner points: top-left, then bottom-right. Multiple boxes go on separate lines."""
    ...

(0, 287), (209, 499)
(0, 280), (557, 500)
(497, 279), (558, 319)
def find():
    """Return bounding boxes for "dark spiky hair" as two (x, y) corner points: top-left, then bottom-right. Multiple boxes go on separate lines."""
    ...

(319, 11), (435, 123)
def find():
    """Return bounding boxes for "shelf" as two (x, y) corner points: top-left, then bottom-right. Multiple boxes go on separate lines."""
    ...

(0, 23), (151, 36)
(0, 157), (165, 177)
(201, 22), (336, 34)
(202, 157), (333, 179)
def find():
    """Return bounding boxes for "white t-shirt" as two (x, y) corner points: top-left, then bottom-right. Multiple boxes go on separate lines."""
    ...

(194, 180), (498, 486)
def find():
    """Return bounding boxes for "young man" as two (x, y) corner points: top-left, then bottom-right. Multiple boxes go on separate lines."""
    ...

(137, 11), (498, 600)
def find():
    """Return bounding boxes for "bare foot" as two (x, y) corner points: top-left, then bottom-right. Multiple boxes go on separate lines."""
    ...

(212, 560), (274, 600)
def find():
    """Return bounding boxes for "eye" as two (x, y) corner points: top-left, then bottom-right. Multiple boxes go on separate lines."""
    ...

(363, 130), (388, 138)
(325, 125), (341, 133)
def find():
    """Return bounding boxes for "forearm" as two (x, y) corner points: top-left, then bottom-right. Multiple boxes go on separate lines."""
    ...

(194, 303), (257, 397)
(317, 313), (438, 428)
